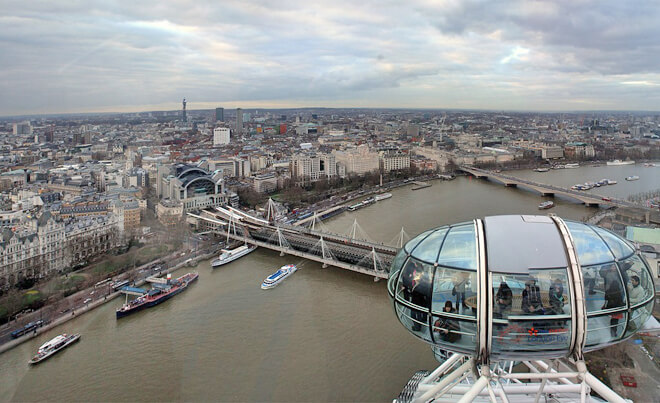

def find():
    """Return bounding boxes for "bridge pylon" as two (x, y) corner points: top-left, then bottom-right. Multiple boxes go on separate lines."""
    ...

(347, 219), (373, 242)
(356, 246), (387, 275)
(267, 226), (292, 256)
(389, 227), (410, 249)
(306, 236), (337, 268)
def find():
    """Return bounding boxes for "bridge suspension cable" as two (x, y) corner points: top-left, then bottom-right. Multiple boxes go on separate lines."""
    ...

(306, 236), (337, 265)
(355, 246), (388, 273)
(309, 212), (333, 234)
(346, 219), (373, 242)
(388, 227), (410, 249)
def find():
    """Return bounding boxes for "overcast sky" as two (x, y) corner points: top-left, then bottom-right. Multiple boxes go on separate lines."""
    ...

(2, 0), (660, 116)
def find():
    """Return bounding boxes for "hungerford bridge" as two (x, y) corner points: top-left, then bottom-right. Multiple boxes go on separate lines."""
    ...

(187, 204), (407, 279)
(460, 166), (648, 209)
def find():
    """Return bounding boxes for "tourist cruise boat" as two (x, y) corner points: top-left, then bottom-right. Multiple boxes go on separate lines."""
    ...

(261, 264), (297, 289)
(533, 167), (550, 172)
(348, 197), (376, 211)
(538, 201), (554, 210)
(625, 175), (640, 181)
(375, 193), (392, 201)
(347, 202), (363, 211)
(29, 333), (81, 365)
(565, 163), (579, 169)
(607, 160), (635, 166)
(211, 244), (256, 268)
(116, 272), (198, 318)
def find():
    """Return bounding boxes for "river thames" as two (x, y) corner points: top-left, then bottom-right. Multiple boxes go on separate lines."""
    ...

(1, 164), (658, 402)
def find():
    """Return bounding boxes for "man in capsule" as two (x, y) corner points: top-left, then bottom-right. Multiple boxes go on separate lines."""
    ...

(522, 278), (544, 315)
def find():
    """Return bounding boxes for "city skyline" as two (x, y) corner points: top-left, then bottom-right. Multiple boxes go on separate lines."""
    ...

(3, 1), (660, 116)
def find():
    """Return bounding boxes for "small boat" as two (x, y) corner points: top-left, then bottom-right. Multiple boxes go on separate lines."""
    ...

(29, 333), (81, 365)
(375, 193), (392, 201)
(533, 168), (550, 172)
(607, 160), (635, 166)
(538, 201), (554, 210)
(261, 264), (297, 289)
(565, 163), (579, 169)
(625, 175), (640, 181)
(607, 179), (617, 185)
(211, 244), (256, 268)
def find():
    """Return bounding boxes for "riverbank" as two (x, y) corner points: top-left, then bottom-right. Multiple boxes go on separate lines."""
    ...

(0, 247), (219, 356)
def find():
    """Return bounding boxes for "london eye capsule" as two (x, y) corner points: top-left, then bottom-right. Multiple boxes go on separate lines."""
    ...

(387, 215), (655, 362)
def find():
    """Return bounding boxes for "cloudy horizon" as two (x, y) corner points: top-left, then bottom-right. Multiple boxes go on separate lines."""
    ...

(2, 0), (660, 116)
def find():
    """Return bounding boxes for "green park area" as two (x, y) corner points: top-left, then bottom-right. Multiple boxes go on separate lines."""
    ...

(91, 244), (170, 275)
(1, 242), (174, 325)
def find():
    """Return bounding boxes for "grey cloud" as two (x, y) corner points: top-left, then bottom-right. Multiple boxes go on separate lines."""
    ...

(1, 0), (660, 114)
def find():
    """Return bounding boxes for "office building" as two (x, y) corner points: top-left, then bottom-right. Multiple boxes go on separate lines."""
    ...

(215, 107), (224, 122)
(213, 127), (230, 146)
(236, 108), (243, 135)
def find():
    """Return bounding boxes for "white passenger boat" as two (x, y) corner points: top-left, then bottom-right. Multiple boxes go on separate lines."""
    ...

(261, 264), (297, 289)
(375, 193), (392, 201)
(565, 163), (579, 169)
(29, 333), (81, 365)
(625, 175), (640, 181)
(211, 244), (256, 268)
(538, 201), (554, 210)
(607, 160), (635, 166)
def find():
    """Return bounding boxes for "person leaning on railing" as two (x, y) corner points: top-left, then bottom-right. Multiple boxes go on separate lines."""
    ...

(433, 301), (461, 342)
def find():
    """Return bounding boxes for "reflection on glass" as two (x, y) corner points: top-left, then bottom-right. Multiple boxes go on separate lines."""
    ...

(619, 255), (654, 307)
(389, 249), (407, 277)
(566, 221), (614, 266)
(396, 258), (432, 331)
(431, 310), (477, 353)
(494, 281), (513, 318)
(492, 318), (572, 356)
(592, 225), (634, 260)
(396, 303), (432, 342)
(432, 268), (476, 317)
(491, 269), (570, 316)
(625, 300), (653, 338)
(582, 263), (626, 312)
(404, 229), (434, 255)
(432, 301), (461, 342)
(586, 312), (627, 347)
(411, 228), (448, 263)
(600, 264), (626, 312)
(437, 224), (476, 270)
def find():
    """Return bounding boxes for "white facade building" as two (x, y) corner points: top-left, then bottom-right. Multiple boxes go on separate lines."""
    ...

(213, 127), (231, 146)
(333, 145), (379, 175)
(290, 153), (337, 183)
(379, 152), (410, 173)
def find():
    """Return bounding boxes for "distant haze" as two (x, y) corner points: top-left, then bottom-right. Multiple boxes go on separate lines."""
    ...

(2, 1), (660, 116)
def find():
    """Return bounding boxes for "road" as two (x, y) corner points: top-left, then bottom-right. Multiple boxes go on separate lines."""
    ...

(0, 243), (220, 352)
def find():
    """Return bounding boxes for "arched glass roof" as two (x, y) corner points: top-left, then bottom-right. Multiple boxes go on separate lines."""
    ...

(564, 220), (635, 266)
(403, 222), (477, 270)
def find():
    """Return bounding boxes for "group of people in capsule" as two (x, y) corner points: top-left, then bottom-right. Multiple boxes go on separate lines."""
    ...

(433, 266), (646, 342)
(404, 259), (647, 343)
